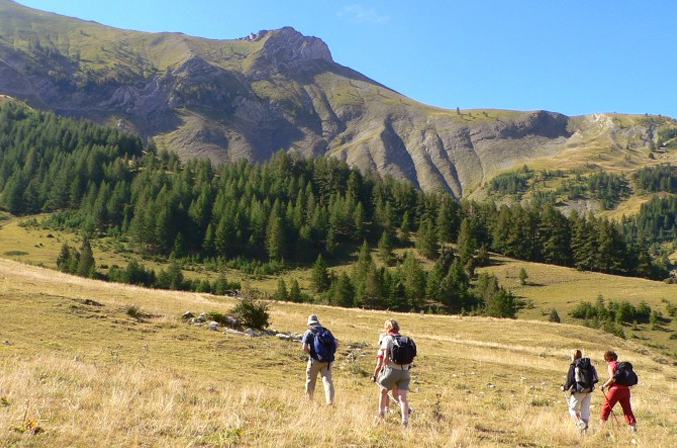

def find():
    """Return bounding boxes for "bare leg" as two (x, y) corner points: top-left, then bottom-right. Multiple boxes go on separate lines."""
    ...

(378, 387), (389, 418)
(398, 389), (410, 426)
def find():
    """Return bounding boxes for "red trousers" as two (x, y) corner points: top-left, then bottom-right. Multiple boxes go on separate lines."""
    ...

(600, 386), (636, 425)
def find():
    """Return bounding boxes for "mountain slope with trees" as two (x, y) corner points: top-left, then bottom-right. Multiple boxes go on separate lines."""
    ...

(0, 102), (672, 318)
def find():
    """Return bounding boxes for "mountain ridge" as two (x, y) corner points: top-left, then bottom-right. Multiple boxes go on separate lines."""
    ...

(1, 0), (676, 198)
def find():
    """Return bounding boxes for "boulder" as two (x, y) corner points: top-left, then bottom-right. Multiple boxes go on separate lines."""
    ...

(244, 328), (255, 337)
(208, 321), (220, 331)
(225, 316), (238, 327)
(182, 311), (194, 320)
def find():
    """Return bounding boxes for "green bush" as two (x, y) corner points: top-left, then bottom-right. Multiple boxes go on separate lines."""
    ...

(232, 298), (270, 330)
(548, 309), (561, 323)
(205, 311), (232, 326)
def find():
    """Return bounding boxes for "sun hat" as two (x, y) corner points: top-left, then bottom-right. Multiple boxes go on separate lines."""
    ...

(307, 314), (320, 326)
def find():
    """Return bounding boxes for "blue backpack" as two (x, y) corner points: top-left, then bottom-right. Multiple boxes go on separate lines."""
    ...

(311, 327), (336, 363)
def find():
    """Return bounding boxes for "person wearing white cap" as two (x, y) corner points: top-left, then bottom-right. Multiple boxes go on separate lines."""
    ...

(301, 314), (338, 404)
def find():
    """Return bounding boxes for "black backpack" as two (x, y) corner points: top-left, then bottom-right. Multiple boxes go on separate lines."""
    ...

(390, 335), (417, 366)
(573, 358), (598, 393)
(614, 362), (638, 386)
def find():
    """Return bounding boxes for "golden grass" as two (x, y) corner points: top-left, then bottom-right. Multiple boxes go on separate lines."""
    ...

(481, 256), (677, 357)
(1, 258), (677, 447)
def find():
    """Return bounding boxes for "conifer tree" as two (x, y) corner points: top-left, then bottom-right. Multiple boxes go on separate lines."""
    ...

(274, 277), (289, 300)
(311, 254), (331, 293)
(416, 218), (439, 260)
(289, 279), (302, 302)
(457, 218), (477, 273)
(77, 239), (96, 278)
(402, 251), (426, 310)
(266, 216), (286, 260)
(377, 230), (394, 266)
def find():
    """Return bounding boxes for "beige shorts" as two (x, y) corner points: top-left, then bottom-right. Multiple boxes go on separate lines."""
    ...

(378, 366), (410, 391)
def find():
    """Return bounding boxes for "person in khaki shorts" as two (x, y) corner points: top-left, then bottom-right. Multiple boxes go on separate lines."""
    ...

(377, 319), (414, 426)
(301, 314), (337, 405)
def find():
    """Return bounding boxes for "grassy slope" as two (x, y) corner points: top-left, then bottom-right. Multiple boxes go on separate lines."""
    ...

(479, 257), (677, 358)
(1, 257), (677, 447)
(2, 213), (676, 357)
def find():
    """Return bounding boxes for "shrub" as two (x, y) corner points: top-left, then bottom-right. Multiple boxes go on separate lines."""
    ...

(232, 298), (270, 330)
(125, 306), (150, 320)
(205, 311), (232, 326)
(600, 321), (626, 339)
(548, 309), (561, 323)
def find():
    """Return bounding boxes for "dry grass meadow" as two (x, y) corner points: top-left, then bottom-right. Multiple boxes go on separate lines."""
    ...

(1, 258), (677, 447)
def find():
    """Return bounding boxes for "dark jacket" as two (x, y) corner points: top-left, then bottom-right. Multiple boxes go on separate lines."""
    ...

(564, 358), (599, 393)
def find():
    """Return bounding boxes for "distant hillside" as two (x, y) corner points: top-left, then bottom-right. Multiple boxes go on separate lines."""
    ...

(1, 0), (676, 198)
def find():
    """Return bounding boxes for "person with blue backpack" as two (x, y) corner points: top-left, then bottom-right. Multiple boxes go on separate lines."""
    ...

(561, 349), (598, 432)
(301, 314), (338, 405)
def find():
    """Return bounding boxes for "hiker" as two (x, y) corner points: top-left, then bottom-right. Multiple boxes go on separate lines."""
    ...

(371, 332), (391, 408)
(600, 350), (637, 432)
(561, 349), (598, 432)
(371, 332), (403, 414)
(375, 319), (416, 426)
(301, 314), (337, 405)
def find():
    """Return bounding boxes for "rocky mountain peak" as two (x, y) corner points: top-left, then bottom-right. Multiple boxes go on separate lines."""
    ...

(245, 26), (333, 79)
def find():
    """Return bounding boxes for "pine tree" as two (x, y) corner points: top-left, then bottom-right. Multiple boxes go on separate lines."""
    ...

(289, 279), (302, 302)
(167, 260), (185, 290)
(518, 268), (529, 286)
(377, 230), (394, 265)
(311, 254), (331, 293)
(266, 216), (286, 260)
(274, 277), (289, 300)
(172, 233), (186, 259)
(457, 218), (476, 274)
(353, 202), (366, 241)
(77, 239), (96, 278)
(203, 223), (215, 255)
(213, 272), (230, 295)
(402, 251), (426, 310)
(416, 218), (439, 260)
(425, 261), (445, 299)
(400, 210), (412, 243)
(331, 273), (355, 307)
(56, 243), (72, 273)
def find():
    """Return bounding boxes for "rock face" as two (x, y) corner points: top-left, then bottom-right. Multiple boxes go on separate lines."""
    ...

(0, 0), (674, 196)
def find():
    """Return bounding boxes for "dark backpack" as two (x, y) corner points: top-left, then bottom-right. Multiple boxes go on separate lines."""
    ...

(573, 358), (598, 393)
(390, 335), (417, 366)
(311, 327), (336, 363)
(614, 362), (638, 386)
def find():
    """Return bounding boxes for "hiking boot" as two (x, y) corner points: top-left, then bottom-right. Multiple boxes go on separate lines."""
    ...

(630, 425), (637, 433)
(408, 406), (414, 415)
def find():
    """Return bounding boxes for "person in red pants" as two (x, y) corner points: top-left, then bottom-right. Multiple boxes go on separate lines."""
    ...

(600, 350), (637, 432)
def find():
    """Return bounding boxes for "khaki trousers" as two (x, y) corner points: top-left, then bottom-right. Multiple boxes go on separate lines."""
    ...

(305, 358), (334, 404)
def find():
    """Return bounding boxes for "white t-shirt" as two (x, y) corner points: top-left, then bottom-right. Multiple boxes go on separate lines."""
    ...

(380, 333), (411, 370)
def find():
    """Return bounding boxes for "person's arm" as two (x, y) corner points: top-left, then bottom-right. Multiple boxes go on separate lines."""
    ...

(302, 342), (310, 355)
(601, 363), (614, 390)
(372, 354), (383, 381)
(561, 365), (574, 391)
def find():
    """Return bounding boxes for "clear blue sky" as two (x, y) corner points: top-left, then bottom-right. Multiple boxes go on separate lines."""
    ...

(16, 0), (677, 118)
